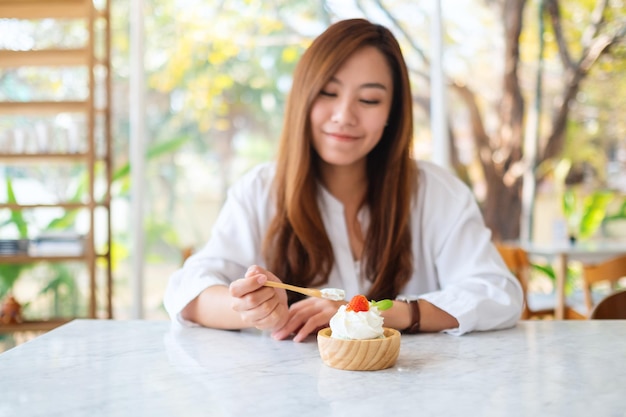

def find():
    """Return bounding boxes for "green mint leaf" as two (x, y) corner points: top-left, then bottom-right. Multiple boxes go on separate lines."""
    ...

(371, 299), (393, 311)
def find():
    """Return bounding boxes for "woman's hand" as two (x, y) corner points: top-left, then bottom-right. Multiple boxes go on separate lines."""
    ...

(272, 297), (345, 343)
(228, 265), (289, 332)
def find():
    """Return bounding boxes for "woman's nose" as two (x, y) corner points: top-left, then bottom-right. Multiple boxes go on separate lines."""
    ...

(331, 99), (357, 126)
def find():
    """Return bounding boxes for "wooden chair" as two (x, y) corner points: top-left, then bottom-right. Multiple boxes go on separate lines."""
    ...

(581, 254), (626, 316)
(495, 243), (585, 320)
(496, 243), (553, 320)
(589, 289), (626, 319)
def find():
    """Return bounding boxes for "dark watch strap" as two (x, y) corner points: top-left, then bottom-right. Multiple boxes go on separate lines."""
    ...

(399, 299), (421, 334)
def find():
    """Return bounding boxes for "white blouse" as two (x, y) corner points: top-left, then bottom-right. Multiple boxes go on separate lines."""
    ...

(164, 160), (523, 335)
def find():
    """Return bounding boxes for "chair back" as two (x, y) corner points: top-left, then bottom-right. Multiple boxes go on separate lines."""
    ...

(495, 244), (530, 292)
(581, 254), (626, 315)
(495, 243), (533, 319)
(589, 290), (626, 319)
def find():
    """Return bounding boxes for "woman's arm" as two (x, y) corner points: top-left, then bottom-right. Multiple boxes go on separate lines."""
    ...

(383, 299), (459, 333)
(181, 267), (290, 331)
(181, 285), (247, 329)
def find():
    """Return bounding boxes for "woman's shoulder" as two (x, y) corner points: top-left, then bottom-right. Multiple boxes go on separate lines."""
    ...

(413, 160), (472, 200)
(220, 162), (277, 219)
(232, 162), (276, 188)
(415, 160), (467, 188)
(225, 162), (276, 202)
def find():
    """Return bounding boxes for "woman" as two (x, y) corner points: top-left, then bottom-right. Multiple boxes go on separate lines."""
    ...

(164, 18), (523, 341)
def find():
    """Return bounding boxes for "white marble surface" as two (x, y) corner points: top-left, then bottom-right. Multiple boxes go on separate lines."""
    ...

(1, 319), (625, 417)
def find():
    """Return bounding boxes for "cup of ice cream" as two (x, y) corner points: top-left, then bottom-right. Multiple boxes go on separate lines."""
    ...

(317, 295), (401, 371)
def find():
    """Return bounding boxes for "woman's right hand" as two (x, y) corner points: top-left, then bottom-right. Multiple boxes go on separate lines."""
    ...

(228, 265), (289, 331)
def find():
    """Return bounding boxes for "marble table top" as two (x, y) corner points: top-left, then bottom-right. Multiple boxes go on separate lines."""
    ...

(1, 319), (624, 417)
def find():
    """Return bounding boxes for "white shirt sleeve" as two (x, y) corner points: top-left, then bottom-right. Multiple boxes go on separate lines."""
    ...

(408, 162), (524, 335)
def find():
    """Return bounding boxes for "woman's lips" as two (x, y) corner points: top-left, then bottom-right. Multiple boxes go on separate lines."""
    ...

(325, 132), (359, 141)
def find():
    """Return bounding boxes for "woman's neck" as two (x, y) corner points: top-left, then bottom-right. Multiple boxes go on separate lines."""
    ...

(318, 161), (367, 207)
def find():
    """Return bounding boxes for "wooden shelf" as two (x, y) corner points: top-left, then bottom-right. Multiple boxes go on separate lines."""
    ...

(0, 199), (111, 210)
(0, 101), (88, 115)
(0, 49), (89, 67)
(0, 153), (88, 163)
(1, 0), (113, 321)
(0, 255), (86, 264)
(0, 0), (90, 19)
(0, 202), (89, 210)
(0, 202), (109, 210)
(0, 318), (71, 333)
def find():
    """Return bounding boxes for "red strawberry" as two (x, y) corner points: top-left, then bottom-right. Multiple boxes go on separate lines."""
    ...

(346, 295), (370, 312)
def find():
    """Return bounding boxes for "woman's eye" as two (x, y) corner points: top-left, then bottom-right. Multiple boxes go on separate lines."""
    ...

(320, 90), (336, 97)
(360, 99), (380, 105)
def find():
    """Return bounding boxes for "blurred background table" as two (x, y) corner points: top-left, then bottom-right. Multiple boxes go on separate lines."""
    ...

(520, 240), (626, 319)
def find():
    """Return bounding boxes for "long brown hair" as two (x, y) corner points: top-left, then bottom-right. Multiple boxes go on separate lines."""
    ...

(263, 18), (416, 303)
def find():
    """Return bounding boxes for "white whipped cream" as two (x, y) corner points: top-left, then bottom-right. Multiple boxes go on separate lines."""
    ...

(329, 305), (384, 340)
(320, 288), (345, 301)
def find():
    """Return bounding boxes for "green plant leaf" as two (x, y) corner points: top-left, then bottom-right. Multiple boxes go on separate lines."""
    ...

(531, 262), (555, 280)
(530, 262), (579, 295)
(0, 265), (25, 299)
(562, 188), (577, 219)
(579, 191), (614, 239)
(112, 136), (190, 182)
(5, 177), (29, 238)
(604, 199), (626, 222)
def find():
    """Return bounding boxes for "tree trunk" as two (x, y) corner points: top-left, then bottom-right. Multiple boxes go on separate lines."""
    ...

(370, 0), (625, 241)
(484, 174), (523, 241)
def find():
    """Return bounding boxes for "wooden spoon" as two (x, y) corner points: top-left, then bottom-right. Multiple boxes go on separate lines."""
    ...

(263, 281), (345, 301)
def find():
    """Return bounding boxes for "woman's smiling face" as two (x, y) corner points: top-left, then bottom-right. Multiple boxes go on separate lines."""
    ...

(309, 46), (393, 170)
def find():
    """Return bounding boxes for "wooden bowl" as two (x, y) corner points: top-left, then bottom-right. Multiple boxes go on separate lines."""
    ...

(317, 327), (400, 371)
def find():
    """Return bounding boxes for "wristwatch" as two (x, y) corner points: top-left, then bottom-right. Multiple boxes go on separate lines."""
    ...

(396, 295), (421, 334)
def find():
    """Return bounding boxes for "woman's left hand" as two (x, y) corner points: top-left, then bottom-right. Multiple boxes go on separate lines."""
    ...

(271, 296), (344, 342)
